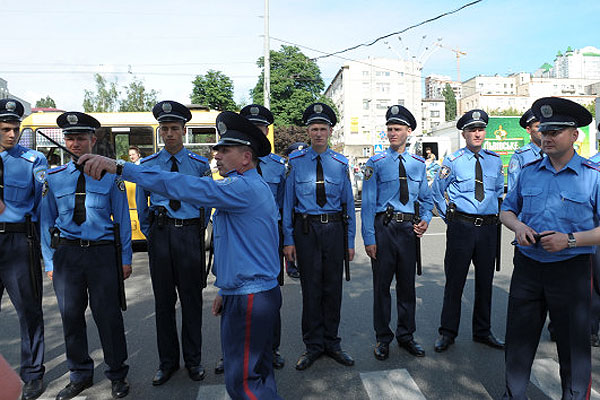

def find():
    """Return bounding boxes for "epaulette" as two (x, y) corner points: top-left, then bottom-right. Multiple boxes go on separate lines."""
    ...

(289, 149), (307, 160)
(331, 152), (348, 165)
(514, 145), (532, 155)
(47, 165), (68, 175)
(268, 153), (285, 165)
(447, 149), (465, 162)
(188, 152), (208, 164)
(482, 149), (500, 157)
(584, 160), (600, 173)
(371, 153), (387, 163)
(140, 153), (159, 164)
(19, 149), (38, 163)
(410, 154), (425, 163)
(522, 158), (543, 169)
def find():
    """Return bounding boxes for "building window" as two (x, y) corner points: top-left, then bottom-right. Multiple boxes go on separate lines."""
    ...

(397, 99), (405, 106)
(363, 147), (372, 157)
(362, 99), (370, 110)
(362, 71), (369, 76)
(431, 110), (440, 118)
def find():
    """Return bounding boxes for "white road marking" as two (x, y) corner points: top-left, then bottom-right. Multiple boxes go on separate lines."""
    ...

(531, 358), (600, 399)
(196, 384), (230, 400)
(360, 368), (426, 400)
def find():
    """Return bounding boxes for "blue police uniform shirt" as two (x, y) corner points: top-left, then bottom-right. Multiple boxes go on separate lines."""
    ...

(282, 147), (356, 248)
(41, 161), (132, 271)
(135, 147), (211, 236)
(258, 153), (286, 218)
(507, 142), (542, 191)
(432, 147), (504, 220)
(502, 153), (600, 262)
(0, 145), (47, 223)
(361, 147), (433, 246)
(123, 163), (279, 295)
(589, 152), (600, 163)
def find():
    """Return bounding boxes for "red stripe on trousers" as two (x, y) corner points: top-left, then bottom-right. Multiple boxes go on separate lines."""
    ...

(243, 294), (258, 400)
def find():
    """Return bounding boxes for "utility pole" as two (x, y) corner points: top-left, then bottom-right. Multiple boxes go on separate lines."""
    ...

(263, 0), (270, 108)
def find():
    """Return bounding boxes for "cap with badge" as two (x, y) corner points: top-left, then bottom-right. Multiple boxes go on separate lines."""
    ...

(152, 100), (192, 123)
(531, 97), (592, 132)
(385, 104), (417, 130)
(457, 109), (488, 130)
(519, 109), (538, 129)
(285, 142), (308, 157)
(240, 104), (274, 126)
(302, 103), (337, 127)
(0, 98), (24, 122)
(213, 111), (271, 157)
(56, 112), (100, 134)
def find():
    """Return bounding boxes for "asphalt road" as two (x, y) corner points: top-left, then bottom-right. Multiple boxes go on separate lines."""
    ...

(2, 214), (600, 399)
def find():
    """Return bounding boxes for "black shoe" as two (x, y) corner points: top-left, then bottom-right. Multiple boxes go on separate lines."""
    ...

(325, 349), (354, 366)
(592, 334), (600, 347)
(287, 270), (300, 279)
(398, 339), (425, 357)
(187, 365), (206, 381)
(152, 368), (177, 386)
(295, 352), (320, 371)
(434, 335), (455, 353)
(272, 349), (285, 369)
(374, 342), (389, 361)
(56, 378), (93, 400)
(214, 358), (224, 374)
(473, 334), (505, 349)
(22, 378), (44, 400)
(111, 379), (129, 399)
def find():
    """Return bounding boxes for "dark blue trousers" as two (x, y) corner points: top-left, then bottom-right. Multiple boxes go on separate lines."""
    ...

(53, 244), (128, 382)
(147, 222), (203, 370)
(439, 219), (497, 338)
(591, 250), (600, 335)
(221, 286), (282, 400)
(372, 216), (417, 344)
(294, 218), (345, 355)
(0, 232), (45, 382)
(504, 251), (591, 400)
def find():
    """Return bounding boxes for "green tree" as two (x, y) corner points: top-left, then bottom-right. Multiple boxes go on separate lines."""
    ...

(488, 107), (521, 117)
(442, 84), (456, 121)
(35, 96), (56, 108)
(190, 70), (236, 111)
(273, 125), (310, 155)
(119, 77), (159, 112)
(585, 102), (596, 119)
(83, 73), (119, 112)
(251, 45), (334, 127)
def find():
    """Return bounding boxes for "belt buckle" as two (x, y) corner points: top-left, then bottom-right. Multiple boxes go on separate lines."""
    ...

(0, 222), (5, 233)
(394, 213), (404, 223)
(80, 239), (91, 247)
(320, 214), (329, 224)
(174, 219), (184, 228)
(474, 217), (483, 227)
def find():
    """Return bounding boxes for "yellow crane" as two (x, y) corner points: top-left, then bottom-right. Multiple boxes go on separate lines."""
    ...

(435, 43), (467, 82)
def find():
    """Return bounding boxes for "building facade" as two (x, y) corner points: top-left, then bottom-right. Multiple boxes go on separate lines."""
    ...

(421, 99), (445, 134)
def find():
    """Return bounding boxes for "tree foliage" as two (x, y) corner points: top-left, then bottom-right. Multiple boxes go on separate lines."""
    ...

(273, 125), (310, 155)
(190, 70), (236, 111)
(442, 83), (456, 121)
(487, 107), (521, 117)
(83, 74), (119, 112)
(35, 96), (56, 108)
(251, 45), (334, 127)
(585, 102), (596, 119)
(119, 77), (159, 112)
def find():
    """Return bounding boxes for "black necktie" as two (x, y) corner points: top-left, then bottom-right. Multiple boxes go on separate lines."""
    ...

(398, 156), (409, 205)
(474, 153), (485, 202)
(0, 155), (4, 202)
(169, 156), (181, 211)
(539, 149), (545, 158)
(73, 170), (86, 225)
(257, 160), (263, 176)
(316, 155), (326, 208)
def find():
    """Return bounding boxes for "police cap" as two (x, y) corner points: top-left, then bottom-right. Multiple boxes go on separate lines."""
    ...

(531, 97), (592, 132)
(240, 104), (274, 126)
(385, 105), (417, 130)
(0, 99), (24, 122)
(57, 112), (100, 134)
(519, 109), (538, 129)
(457, 109), (488, 130)
(302, 103), (337, 127)
(214, 111), (271, 157)
(285, 142), (308, 156)
(152, 100), (192, 123)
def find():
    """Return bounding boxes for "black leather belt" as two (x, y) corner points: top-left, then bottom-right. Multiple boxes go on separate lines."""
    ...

(453, 211), (498, 226)
(59, 238), (113, 247)
(375, 211), (415, 223)
(163, 217), (201, 227)
(295, 213), (342, 223)
(0, 222), (27, 233)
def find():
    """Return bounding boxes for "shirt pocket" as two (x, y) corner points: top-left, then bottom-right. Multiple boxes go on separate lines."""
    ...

(455, 175), (473, 192)
(86, 184), (111, 209)
(3, 180), (31, 203)
(521, 186), (543, 214)
(559, 190), (589, 218)
(379, 171), (398, 195)
(484, 171), (499, 192)
(296, 174), (315, 196)
(325, 175), (342, 199)
(54, 187), (75, 215)
(408, 174), (423, 193)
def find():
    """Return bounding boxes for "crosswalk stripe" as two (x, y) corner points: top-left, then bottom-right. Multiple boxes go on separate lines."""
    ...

(531, 358), (600, 399)
(196, 384), (229, 400)
(360, 368), (426, 400)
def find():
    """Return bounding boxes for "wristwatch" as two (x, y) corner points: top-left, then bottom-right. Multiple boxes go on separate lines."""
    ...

(115, 159), (126, 176)
(567, 233), (576, 248)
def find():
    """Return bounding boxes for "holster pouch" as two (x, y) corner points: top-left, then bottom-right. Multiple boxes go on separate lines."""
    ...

(50, 227), (61, 249)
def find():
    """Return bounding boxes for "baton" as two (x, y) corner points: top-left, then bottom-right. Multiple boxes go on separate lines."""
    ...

(413, 201), (422, 276)
(496, 198), (502, 272)
(36, 130), (106, 177)
(341, 203), (351, 281)
(510, 231), (555, 246)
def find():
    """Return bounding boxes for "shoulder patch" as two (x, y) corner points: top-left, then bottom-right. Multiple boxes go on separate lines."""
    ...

(364, 166), (374, 181)
(508, 159), (520, 174)
(19, 150), (37, 163)
(447, 149), (465, 162)
(33, 165), (47, 183)
(140, 153), (159, 164)
(410, 154), (425, 163)
(42, 181), (49, 197)
(483, 149), (500, 157)
(269, 153), (285, 164)
(439, 165), (451, 179)
(584, 160), (600, 173)
(115, 177), (126, 192)
(216, 177), (237, 186)
(47, 165), (68, 175)
(289, 149), (307, 160)
(371, 153), (387, 163)
(188, 152), (208, 164)
(331, 152), (348, 165)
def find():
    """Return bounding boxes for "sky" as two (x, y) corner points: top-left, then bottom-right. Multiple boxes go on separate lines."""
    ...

(2, 0), (599, 111)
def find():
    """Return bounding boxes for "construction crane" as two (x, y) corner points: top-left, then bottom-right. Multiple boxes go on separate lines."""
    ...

(435, 43), (467, 82)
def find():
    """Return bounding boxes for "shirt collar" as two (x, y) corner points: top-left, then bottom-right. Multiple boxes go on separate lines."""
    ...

(160, 147), (185, 163)
(530, 142), (541, 155)
(538, 152), (582, 175)
(463, 147), (483, 160)
(67, 160), (79, 174)
(5, 144), (21, 157)
(309, 147), (330, 160)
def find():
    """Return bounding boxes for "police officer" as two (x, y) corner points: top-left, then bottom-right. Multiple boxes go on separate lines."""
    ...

(80, 111), (283, 400)
(135, 100), (211, 385)
(432, 109), (505, 353)
(41, 112), (131, 399)
(361, 105), (433, 360)
(0, 98), (47, 400)
(500, 97), (598, 400)
(282, 103), (356, 370)
(590, 124), (600, 348)
(507, 109), (542, 191)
